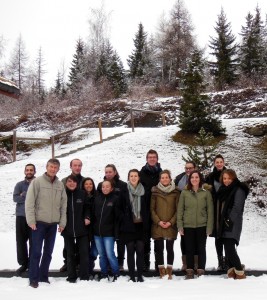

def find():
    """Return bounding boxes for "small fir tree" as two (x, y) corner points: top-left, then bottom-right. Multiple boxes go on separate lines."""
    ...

(179, 49), (225, 136)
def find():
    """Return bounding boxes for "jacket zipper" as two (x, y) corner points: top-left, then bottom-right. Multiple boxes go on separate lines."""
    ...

(99, 197), (107, 237)
(72, 193), (76, 237)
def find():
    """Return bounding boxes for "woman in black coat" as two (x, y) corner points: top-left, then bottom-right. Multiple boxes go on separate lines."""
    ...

(62, 175), (91, 283)
(216, 169), (249, 280)
(119, 169), (146, 282)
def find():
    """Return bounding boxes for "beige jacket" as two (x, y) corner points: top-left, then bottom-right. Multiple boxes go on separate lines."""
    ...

(25, 173), (67, 228)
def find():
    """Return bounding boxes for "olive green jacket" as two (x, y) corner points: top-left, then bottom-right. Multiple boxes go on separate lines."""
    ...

(177, 187), (214, 235)
(150, 186), (180, 239)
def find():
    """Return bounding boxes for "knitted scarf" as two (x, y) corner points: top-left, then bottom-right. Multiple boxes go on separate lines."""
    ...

(157, 180), (176, 193)
(144, 162), (162, 174)
(127, 182), (145, 220)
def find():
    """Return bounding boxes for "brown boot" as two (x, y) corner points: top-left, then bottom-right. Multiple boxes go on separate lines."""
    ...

(158, 266), (166, 279)
(185, 269), (194, 280)
(181, 255), (187, 271)
(166, 266), (173, 280)
(234, 269), (246, 279)
(196, 269), (205, 277)
(227, 267), (235, 279)
(194, 255), (198, 271)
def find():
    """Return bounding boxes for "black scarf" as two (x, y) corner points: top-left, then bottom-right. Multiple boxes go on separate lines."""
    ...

(211, 166), (226, 182)
(144, 162), (161, 174)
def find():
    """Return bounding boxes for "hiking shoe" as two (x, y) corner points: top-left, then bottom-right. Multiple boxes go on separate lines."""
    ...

(29, 282), (39, 288)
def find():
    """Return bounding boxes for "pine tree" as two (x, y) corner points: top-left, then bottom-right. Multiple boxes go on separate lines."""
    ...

(68, 38), (87, 94)
(179, 49), (225, 136)
(182, 127), (218, 172)
(127, 23), (150, 81)
(239, 6), (266, 82)
(209, 8), (239, 90)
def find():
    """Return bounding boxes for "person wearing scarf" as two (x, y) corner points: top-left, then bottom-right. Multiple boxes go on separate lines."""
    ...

(205, 154), (227, 271)
(216, 169), (249, 280)
(150, 170), (180, 280)
(119, 169), (146, 282)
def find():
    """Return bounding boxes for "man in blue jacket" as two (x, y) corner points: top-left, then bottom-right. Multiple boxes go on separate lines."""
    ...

(13, 163), (36, 276)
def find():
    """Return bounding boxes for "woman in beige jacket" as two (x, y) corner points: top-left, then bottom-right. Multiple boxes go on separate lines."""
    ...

(150, 170), (180, 279)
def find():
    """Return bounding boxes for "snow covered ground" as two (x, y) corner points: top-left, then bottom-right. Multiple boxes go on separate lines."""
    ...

(0, 119), (267, 299)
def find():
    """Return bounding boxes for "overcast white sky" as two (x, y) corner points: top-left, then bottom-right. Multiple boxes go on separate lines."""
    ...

(1, 0), (267, 87)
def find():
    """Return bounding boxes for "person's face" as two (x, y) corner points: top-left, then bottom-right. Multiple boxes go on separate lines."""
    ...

(105, 167), (116, 180)
(70, 159), (82, 175)
(214, 158), (225, 171)
(222, 173), (233, 186)
(66, 178), (77, 191)
(24, 166), (35, 180)
(146, 153), (158, 167)
(190, 172), (200, 188)
(160, 173), (171, 186)
(102, 181), (113, 195)
(46, 163), (59, 177)
(129, 171), (139, 187)
(185, 163), (195, 176)
(84, 180), (94, 193)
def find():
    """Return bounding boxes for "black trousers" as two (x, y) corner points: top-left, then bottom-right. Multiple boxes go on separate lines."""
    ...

(116, 239), (125, 266)
(126, 240), (144, 277)
(222, 238), (242, 270)
(215, 237), (224, 257)
(154, 239), (175, 266)
(16, 216), (31, 266)
(184, 227), (207, 269)
(64, 235), (89, 280)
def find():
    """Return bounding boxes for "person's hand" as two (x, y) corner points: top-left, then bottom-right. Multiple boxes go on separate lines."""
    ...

(85, 219), (90, 226)
(179, 229), (184, 236)
(58, 226), (64, 233)
(29, 224), (37, 230)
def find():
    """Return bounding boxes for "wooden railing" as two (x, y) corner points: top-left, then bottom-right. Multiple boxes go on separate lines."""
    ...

(0, 109), (166, 162)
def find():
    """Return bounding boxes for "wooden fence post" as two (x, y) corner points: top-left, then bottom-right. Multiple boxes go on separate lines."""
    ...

(130, 108), (135, 132)
(162, 112), (166, 126)
(98, 119), (103, 143)
(12, 130), (17, 162)
(51, 136), (55, 158)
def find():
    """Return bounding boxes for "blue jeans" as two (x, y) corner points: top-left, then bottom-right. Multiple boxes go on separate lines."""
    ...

(89, 240), (98, 274)
(29, 222), (57, 283)
(94, 236), (119, 276)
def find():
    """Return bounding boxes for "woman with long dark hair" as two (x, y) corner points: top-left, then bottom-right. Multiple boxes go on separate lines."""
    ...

(216, 169), (249, 279)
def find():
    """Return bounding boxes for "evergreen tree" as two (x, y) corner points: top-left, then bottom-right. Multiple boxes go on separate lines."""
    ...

(179, 49), (225, 136)
(68, 38), (87, 94)
(239, 6), (266, 82)
(209, 8), (239, 90)
(127, 23), (150, 81)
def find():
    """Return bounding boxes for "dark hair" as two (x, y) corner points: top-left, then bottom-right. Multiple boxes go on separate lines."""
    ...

(214, 154), (224, 162)
(66, 174), (78, 183)
(70, 158), (82, 167)
(159, 169), (172, 180)
(127, 169), (140, 180)
(185, 161), (196, 168)
(146, 149), (158, 160)
(187, 170), (204, 190)
(102, 179), (115, 189)
(220, 169), (237, 184)
(82, 177), (96, 194)
(105, 164), (120, 180)
(47, 158), (60, 167)
(25, 163), (36, 172)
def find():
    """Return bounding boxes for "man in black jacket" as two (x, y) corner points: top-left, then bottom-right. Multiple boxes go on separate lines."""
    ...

(139, 149), (162, 272)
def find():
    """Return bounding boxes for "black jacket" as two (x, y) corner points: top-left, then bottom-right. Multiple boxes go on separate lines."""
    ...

(93, 191), (120, 238)
(62, 188), (90, 238)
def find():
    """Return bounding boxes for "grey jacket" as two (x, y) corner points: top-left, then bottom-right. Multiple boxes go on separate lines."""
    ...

(13, 179), (32, 217)
(25, 173), (67, 228)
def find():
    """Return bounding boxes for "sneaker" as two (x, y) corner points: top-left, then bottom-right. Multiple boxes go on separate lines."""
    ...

(137, 276), (144, 282)
(60, 264), (67, 272)
(15, 265), (28, 277)
(29, 282), (39, 288)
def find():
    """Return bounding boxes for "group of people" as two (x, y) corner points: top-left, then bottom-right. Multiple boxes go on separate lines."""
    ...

(12, 150), (249, 288)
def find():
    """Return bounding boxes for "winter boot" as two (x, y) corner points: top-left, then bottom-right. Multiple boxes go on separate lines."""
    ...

(166, 265), (173, 280)
(234, 269), (246, 280)
(185, 269), (194, 280)
(181, 255), (187, 271)
(196, 269), (205, 277)
(227, 267), (235, 279)
(158, 266), (166, 279)
(194, 255), (198, 271)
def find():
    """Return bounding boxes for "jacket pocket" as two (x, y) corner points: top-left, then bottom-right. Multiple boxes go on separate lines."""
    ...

(224, 218), (233, 232)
